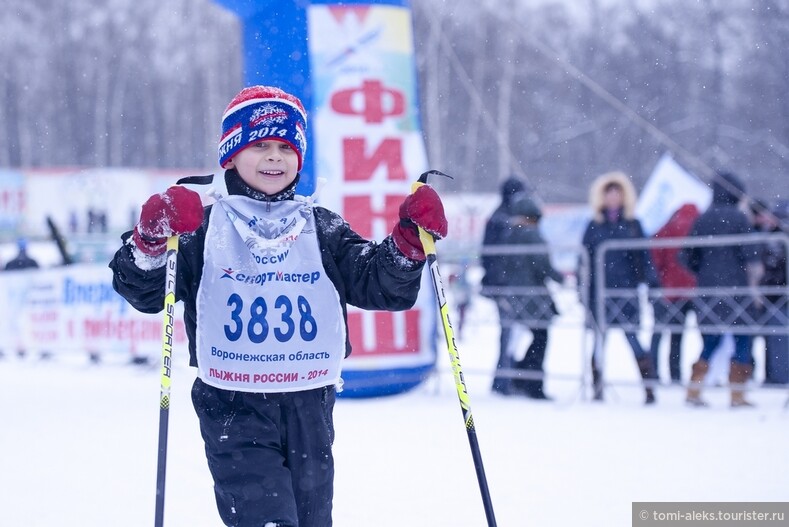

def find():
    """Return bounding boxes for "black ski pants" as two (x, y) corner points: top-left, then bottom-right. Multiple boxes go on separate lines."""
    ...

(192, 378), (336, 527)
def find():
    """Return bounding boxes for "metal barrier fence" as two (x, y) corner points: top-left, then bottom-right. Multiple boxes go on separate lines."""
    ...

(595, 232), (789, 336)
(479, 243), (590, 330)
(441, 232), (787, 399)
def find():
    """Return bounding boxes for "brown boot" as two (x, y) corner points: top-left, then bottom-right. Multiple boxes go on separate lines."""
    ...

(730, 362), (755, 408)
(636, 355), (657, 404)
(686, 360), (709, 407)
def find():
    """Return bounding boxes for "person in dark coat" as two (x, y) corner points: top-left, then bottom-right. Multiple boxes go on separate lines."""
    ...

(681, 171), (761, 407)
(4, 238), (39, 271)
(4, 238), (41, 359)
(582, 172), (658, 404)
(751, 199), (788, 385)
(481, 177), (530, 394)
(481, 177), (528, 289)
(110, 86), (448, 527)
(494, 193), (563, 399)
(648, 204), (700, 383)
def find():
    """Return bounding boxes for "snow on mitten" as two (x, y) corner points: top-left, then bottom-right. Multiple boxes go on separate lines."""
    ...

(391, 184), (448, 261)
(132, 186), (204, 256)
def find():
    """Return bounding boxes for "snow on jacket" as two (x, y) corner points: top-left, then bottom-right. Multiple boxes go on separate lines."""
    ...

(109, 170), (425, 368)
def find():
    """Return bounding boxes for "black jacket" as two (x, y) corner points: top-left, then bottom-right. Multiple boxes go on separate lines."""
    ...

(109, 170), (425, 367)
(582, 215), (656, 294)
(497, 221), (563, 322)
(480, 205), (512, 287)
(481, 178), (527, 287)
(681, 173), (756, 288)
(582, 213), (657, 325)
(679, 172), (758, 326)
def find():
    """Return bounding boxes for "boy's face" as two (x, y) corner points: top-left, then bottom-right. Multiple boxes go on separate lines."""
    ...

(227, 140), (299, 196)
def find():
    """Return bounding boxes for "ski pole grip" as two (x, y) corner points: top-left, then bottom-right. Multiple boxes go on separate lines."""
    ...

(409, 181), (438, 257)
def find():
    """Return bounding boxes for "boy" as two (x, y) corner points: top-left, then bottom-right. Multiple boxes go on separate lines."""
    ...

(110, 85), (447, 527)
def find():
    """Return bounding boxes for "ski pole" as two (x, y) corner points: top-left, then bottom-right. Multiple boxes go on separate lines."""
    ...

(412, 170), (497, 527)
(155, 235), (179, 527)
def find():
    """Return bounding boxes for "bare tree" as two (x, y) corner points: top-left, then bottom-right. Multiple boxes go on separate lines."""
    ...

(0, 0), (786, 203)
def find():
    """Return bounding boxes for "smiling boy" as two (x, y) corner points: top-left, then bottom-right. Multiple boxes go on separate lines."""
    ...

(110, 86), (448, 526)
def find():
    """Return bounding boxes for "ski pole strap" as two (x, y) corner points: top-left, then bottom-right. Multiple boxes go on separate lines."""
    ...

(176, 173), (215, 186)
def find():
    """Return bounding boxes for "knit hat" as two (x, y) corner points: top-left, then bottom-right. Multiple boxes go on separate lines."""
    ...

(711, 171), (746, 205)
(219, 86), (308, 170)
(501, 177), (526, 200)
(500, 177), (526, 203)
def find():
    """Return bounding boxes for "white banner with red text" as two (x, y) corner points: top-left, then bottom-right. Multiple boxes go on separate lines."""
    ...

(307, 3), (435, 396)
(0, 264), (187, 360)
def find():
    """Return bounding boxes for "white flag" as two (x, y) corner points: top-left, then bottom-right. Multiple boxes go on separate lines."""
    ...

(636, 153), (712, 236)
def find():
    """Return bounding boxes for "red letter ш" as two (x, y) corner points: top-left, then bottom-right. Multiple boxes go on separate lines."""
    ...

(347, 311), (420, 356)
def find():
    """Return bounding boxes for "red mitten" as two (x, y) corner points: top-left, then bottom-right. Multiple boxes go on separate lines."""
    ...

(132, 186), (204, 256)
(391, 185), (448, 261)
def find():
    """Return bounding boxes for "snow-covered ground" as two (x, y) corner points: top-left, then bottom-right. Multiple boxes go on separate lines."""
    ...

(1, 292), (788, 526)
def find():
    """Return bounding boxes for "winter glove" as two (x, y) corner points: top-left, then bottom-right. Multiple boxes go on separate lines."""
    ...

(132, 186), (204, 256)
(391, 184), (448, 261)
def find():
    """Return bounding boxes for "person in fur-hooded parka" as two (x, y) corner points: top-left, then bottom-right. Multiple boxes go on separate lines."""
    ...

(582, 171), (658, 404)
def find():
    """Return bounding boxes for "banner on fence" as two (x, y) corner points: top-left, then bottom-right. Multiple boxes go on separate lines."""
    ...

(0, 265), (186, 358)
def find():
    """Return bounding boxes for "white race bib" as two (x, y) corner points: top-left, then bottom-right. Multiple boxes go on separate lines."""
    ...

(196, 195), (345, 392)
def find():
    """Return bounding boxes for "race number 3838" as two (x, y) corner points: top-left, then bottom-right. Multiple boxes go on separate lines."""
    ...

(224, 293), (318, 343)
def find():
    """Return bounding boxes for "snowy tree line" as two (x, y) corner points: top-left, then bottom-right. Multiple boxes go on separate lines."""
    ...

(1, 0), (786, 202)
(0, 0), (241, 170)
(412, 0), (789, 200)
